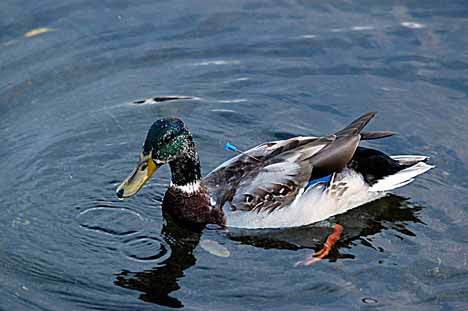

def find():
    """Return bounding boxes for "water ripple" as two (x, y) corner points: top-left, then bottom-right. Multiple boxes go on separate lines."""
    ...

(77, 207), (144, 237)
(121, 235), (170, 263)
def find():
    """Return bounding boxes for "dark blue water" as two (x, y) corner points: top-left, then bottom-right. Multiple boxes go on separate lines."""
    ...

(1, 1), (468, 310)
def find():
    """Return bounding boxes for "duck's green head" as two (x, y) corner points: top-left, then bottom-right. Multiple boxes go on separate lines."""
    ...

(116, 117), (194, 199)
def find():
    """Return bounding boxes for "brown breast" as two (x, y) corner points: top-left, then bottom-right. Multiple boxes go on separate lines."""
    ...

(162, 185), (225, 226)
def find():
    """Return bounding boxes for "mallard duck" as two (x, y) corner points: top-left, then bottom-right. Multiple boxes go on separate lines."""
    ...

(116, 112), (433, 229)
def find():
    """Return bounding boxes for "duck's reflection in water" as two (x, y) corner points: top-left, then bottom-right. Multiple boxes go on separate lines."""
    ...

(114, 194), (423, 307)
(114, 217), (202, 308)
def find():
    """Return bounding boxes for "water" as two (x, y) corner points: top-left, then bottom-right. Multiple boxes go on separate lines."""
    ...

(1, 1), (467, 309)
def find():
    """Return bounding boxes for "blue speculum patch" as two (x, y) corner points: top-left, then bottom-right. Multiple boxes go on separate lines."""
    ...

(305, 175), (332, 191)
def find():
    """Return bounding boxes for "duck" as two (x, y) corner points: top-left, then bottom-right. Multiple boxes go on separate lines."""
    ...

(116, 112), (433, 230)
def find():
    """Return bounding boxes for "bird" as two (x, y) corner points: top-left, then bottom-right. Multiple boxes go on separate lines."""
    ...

(116, 112), (433, 231)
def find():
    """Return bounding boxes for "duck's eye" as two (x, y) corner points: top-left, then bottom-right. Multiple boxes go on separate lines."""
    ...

(162, 134), (175, 144)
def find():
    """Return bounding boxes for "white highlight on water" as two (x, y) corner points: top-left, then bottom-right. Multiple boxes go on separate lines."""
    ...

(193, 60), (240, 66)
(200, 239), (230, 257)
(299, 34), (317, 39)
(211, 109), (237, 113)
(351, 26), (374, 31)
(218, 99), (247, 103)
(401, 22), (425, 29)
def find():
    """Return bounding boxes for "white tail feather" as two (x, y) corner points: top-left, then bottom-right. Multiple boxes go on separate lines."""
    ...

(391, 155), (429, 165)
(369, 161), (434, 192)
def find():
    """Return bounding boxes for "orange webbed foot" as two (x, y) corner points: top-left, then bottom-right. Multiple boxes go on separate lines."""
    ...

(295, 224), (343, 267)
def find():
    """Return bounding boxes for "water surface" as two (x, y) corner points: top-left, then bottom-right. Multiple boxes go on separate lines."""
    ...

(1, 1), (468, 310)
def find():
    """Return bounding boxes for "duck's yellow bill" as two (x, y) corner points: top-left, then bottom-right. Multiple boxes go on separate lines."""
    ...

(116, 156), (158, 199)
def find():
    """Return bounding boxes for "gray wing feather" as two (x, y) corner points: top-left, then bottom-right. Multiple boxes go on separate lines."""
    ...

(204, 112), (380, 214)
(204, 136), (333, 212)
(231, 160), (312, 214)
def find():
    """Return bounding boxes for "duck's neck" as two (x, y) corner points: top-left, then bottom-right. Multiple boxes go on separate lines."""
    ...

(169, 142), (202, 188)
(164, 141), (225, 225)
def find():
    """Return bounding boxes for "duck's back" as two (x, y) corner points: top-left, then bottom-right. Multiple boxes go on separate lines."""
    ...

(202, 112), (433, 229)
(203, 113), (375, 223)
(204, 145), (432, 229)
